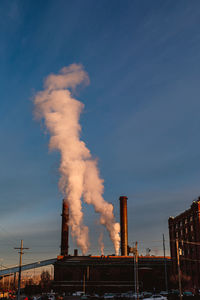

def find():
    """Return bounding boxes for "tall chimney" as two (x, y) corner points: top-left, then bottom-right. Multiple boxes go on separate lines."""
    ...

(61, 199), (69, 256)
(119, 196), (128, 256)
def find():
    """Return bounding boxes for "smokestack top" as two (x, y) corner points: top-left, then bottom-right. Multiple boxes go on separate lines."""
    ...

(119, 196), (128, 201)
(62, 199), (69, 207)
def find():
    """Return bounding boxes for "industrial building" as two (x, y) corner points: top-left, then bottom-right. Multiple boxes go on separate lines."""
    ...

(53, 196), (171, 293)
(168, 197), (200, 290)
(54, 255), (171, 293)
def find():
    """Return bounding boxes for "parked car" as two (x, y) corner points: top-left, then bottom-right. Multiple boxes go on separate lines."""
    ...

(90, 294), (100, 299)
(142, 292), (152, 299)
(104, 293), (115, 299)
(183, 291), (194, 297)
(81, 295), (89, 300)
(130, 293), (143, 299)
(72, 291), (84, 296)
(47, 294), (55, 300)
(169, 290), (179, 295)
(159, 292), (168, 296)
(114, 293), (122, 299)
(144, 295), (167, 300)
(120, 293), (129, 298)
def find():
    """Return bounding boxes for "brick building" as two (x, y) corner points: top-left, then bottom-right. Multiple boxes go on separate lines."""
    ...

(168, 198), (200, 290)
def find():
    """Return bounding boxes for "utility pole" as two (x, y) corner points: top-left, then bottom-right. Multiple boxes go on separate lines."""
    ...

(83, 271), (86, 295)
(13, 273), (16, 290)
(176, 239), (182, 300)
(14, 240), (29, 300)
(83, 267), (89, 295)
(131, 242), (139, 300)
(8, 273), (10, 290)
(163, 234), (168, 292)
(135, 242), (139, 300)
(134, 249), (137, 297)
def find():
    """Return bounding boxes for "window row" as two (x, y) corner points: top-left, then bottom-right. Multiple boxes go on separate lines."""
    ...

(175, 216), (194, 229)
(175, 225), (194, 237)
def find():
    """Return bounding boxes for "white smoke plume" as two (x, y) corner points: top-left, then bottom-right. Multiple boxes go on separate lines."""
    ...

(98, 232), (104, 255)
(83, 160), (120, 254)
(34, 64), (120, 255)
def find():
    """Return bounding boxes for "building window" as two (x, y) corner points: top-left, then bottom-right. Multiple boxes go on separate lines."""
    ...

(190, 216), (193, 222)
(181, 230), (183, 236)
(180, 221), (182, 227)
(185, 228), (188, 234)
(185, 218), (188, 224)
(176, 232), (178, 238)
(176, 223), (178, 229)
(191, 225), (193, 231)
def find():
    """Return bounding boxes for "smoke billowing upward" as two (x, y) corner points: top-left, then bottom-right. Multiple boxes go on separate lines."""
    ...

(98, 232), (104, 255)
(34, 64), (120, 255)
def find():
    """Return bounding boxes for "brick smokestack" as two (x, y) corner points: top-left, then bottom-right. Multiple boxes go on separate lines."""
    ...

(119, 196), (128, 256)
(61, 199), (69, 256)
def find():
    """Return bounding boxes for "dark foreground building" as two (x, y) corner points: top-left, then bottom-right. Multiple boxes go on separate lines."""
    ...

(168, 198), (200, 290)
(54, 255), (171, 294)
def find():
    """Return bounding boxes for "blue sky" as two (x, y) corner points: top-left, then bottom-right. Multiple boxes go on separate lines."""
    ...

(0, 0), (200, 265)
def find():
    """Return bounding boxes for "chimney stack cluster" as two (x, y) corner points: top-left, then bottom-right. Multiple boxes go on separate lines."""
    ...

(60, 195), (129, 256)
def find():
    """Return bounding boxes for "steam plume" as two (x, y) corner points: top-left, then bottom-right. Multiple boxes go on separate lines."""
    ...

(98, 232), (104, 255)
(83, 160), (120, 254)
(34, 64), (120, 254)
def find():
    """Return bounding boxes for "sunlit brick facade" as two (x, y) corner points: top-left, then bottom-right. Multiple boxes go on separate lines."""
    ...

(168, 198), (200, 290)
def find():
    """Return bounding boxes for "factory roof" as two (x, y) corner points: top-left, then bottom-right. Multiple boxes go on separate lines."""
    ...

(56, 255), (171, 267)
